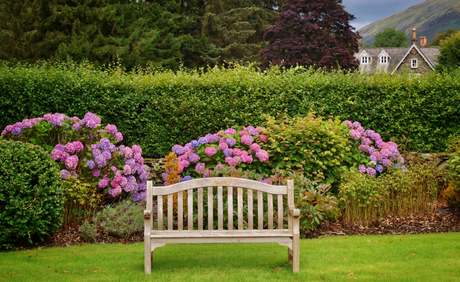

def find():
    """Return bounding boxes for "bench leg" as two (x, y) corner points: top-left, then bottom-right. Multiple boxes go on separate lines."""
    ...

(144, 237), (152, 274)
(288, 248), (293, 264)
(292, 234), (300, 273)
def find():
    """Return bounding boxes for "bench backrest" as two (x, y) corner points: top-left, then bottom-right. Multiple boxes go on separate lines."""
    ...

(146, 177), (295, 231)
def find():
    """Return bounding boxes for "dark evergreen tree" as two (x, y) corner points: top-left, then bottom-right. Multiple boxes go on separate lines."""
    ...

(201, 0), (279, 66)
(259, 0), (359, 71)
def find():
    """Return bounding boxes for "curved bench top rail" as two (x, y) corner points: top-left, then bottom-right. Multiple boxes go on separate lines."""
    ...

(149, 177), (288, 196)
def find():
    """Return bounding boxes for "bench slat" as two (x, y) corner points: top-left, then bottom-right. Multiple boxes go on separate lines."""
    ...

(151, 229), (292, 238)
(238, 187), (243, 230)
(188, 189), (193, 230)
(268, 193), (273, 229)
(258, 191), (263, 230)
(248, 189), (253, 230)
(198, 188), (203, 230)
(278, 194), (283, 229)
(218, 186), (223, 230)
(228, 186), (233, 230)
(168, 194), (173, 230)
(158, 196), (163, 230)
(208, 186), (213, 230)
(178, 192), (183, 231)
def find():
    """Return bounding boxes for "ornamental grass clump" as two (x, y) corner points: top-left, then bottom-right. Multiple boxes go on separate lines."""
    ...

(1, 112), (148, 224)
(164, 126), (270, 183)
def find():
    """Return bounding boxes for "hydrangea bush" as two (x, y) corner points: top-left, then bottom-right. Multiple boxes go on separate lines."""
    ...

(344, 120), (405, 177)
(164, 126), (271, 184)
(1, 112), (148, 209)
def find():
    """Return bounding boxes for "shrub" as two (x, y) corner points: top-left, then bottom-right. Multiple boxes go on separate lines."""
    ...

(92, 198), (147, 237)
(445, 134), (460, 208)
(80, 219), (97, 242)
(0, 112), (148, 224)
(0, 140), (63, 247)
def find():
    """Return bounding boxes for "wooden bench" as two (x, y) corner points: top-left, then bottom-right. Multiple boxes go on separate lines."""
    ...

(143, 177), (300, 274)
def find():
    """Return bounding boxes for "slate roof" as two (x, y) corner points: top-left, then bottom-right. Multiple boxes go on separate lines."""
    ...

(354, 46), (440, 74)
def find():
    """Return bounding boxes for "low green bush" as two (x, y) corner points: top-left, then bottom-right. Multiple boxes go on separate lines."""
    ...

(0, 140), (64, 247)
(92, 198), (147, 237)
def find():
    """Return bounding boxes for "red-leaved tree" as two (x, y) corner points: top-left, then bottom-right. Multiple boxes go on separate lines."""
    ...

(259, 0), (359, 71)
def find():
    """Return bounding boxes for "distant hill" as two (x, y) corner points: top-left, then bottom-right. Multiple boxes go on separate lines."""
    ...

(358, 0), (460, 46)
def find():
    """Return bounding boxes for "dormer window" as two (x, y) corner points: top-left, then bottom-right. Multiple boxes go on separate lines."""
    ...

(411, 59), (418, 68)
(361, 56), (369, 65)
(380, 56), (388, 64)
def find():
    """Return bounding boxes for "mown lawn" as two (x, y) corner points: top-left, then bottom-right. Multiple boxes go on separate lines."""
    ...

(1, 232), (459, 281)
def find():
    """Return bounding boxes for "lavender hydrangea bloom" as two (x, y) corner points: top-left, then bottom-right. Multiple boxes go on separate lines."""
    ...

(223, 149), (233, 157)
(125, 158), (136, 167)
(55, 144), (65, 152)
(132, 145), (142, 155)
(172, 145), (187, 156)
(183, 175), (192, 181)
(382, 159), (392, 167)
(226, 137), (236, 147)
(191, 140), (199, 148)
(375, 165), (384, 173)
(134, 153), (143, 164)
(92, 169), (101, 177)
(358, 165), (367, 174)
(189, 153), (200, 163)
(195, 163), (205, 172)
(73, 141), (84, 152)
(198, 137), (208, 145)
(224, 128), (236, 135)
(95, 154), (106, 168)
(108, 143), (116, 153)
(205, 147), (217, 157)
(60, 169), (70, 179)
(22, 119), (33, 128)
(106, 124), (117, 134)
(11, 126), (22, 135)
(98, 176), (109, 188)
(59, 152), (70, 162)
(114, 132), (123, 141)
(64, 142), (76, 154)
(123, 165), (132, 175)
(123, 147), (133, 158)
(102, 150), (112, 160)
(87, 160), (96, 169)
(73, 123), (82, 131)
(51, 149), (62, 161)
(367, 167), (376, 177)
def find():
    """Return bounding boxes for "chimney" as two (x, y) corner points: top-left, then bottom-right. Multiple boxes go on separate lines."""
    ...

(420, 36), (427, 47)
(411, 28), (417, 45)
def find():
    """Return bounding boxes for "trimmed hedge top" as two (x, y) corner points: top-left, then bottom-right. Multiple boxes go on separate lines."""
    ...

(1, 61), (460, 157)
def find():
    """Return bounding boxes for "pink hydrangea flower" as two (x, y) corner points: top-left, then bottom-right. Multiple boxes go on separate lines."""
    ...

(255, 150), (269, 162)
(250, 143), (261, 152)
(65, 155), (79, 170)
(219, 142), (228, 151)
(92, 169), (101, 177)
(195, 163), (205, 172)
(239, 131), (248, 136)
(205, 147), (217, 157)
(225, 157), (234, 166)
(241, 135), (254, 146)
(115, 132), (123, 141)
(259, 134), (268, 143)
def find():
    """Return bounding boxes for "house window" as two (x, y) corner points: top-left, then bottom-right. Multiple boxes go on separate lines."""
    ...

(361, 56), (369, 65)
(411, 59), (418, 68)
(380, 56), (388, 64)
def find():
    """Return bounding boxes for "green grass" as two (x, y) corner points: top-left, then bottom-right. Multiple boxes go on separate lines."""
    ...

(1, 233), (459, 281)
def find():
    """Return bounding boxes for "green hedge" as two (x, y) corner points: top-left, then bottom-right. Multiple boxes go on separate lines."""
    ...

(1, 61), (460, 157)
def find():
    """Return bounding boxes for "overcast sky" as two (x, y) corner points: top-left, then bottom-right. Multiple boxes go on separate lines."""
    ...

(342, 0), (427, 30)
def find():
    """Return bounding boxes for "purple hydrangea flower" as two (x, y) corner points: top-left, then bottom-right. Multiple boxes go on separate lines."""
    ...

(11, 127), (22, 135)
(106, 124), (117, 134)
(359, 165), (367, 174)
(224, 128), (236, 135)
(60, 169), (70, 179)
(73, 141), (84, 152)
(191, 140), (199, 148)
(102, 150), (112, 160)
(59, 152), (70, 162)
(198, 137), (208, 145)
(172, 145), (187, 156)
(114, 132), (123, 141)
(375, 165), (384, 173)
(95, 154), (106, 168)
(223, 149), (233, 157)
(21, 119), (33, 129)
(51, 149), (62, 161)
(382, 159), (392, 167)
(87, 160), (96, 169)
(189, 153), (200, 163)
(226, 137), (236, 147)
(132, 145), (142, 155)
(73, 123), (82, 131)
(64, 142), (76, 154)
(195, 163), (205, 172)
(183, 175), (192, 181)
(65, 155), (79, 170)
(123, 147), (133, 158)
(92, 169), (101, 177)
(367, 167), (376, 177)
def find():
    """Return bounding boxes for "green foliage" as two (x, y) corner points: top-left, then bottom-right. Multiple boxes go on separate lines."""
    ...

(80, 219), (97, 242)
(445, 134), (460, 207)
(92, 198), (146, 237)
(429, 28), (459, 46)
(0, 140), (64, 247)
(287, 172), (341, 237)
(1, 62), (460, 157)
(435, 30), (460, 73)
(263, 113), (367, 187)
(373, 28), (409, 47)
(339, 164), (440, 225)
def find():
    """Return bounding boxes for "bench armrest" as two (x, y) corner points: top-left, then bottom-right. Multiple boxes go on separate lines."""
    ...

(288, 205), (300, 217)
(144, 209), (151, 219)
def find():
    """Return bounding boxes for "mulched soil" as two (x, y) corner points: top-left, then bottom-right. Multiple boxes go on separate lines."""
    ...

(8, 206), (460, 251)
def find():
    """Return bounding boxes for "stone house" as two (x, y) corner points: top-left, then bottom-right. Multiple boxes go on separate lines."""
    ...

(355, 29), (440, 74)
